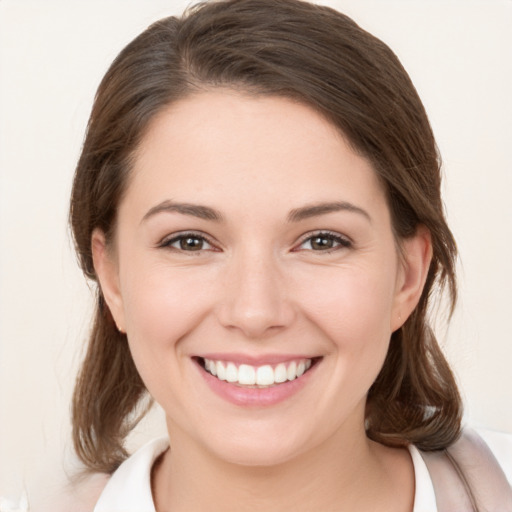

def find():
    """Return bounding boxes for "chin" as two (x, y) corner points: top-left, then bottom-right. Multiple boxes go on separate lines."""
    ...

(201, 422), (312, 467)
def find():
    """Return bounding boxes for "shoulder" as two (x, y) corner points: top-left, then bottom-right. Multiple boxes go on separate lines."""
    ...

(477, 427), (512, 483)
(45, 437), (168, 512)
(412, 427), (512, 510)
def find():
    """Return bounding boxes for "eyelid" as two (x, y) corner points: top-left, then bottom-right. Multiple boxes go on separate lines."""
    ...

(158, 230), (219, 251)
(293, 230), (353, 252)
(157, 230), (351, 253)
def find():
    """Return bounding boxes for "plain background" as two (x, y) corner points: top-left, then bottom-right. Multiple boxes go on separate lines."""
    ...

(1, 0), (511, 508)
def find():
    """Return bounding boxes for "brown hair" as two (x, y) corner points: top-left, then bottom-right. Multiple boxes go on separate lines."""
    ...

(70, 0), (462, 473)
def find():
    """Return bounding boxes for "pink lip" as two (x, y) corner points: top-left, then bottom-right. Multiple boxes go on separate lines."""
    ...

(193, 357), (320, 407)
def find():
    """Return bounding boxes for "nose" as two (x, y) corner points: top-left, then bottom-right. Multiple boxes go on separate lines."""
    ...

(216, 247), (295, 339)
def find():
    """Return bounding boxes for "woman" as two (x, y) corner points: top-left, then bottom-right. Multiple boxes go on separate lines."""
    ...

(65, 0), (511, 510)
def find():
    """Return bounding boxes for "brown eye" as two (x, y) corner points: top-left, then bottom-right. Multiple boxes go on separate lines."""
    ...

(298, 232), (352, 252)
(310, 235), (335, 250)
(180, 236), (204, 251)
(162, 233), (214, 252)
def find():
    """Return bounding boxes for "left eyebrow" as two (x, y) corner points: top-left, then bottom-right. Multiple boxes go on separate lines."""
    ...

(140, 200), (224, 224)
(287, 201), (372, 223)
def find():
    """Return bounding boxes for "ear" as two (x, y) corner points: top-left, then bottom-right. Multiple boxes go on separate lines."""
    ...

(391, 225), (433, 332)
(91, 229), (126, 333)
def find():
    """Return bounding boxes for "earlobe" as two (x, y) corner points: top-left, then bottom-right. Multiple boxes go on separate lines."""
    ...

(391, 226), (433, 332)
(91, 229), (126, 333)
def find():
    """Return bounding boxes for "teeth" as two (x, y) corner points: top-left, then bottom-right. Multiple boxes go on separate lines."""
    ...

(256, 365), (274, 386)
(226, 362), (238, 383)
(274, 363), (288, 383)
(216, 361), (226, 381)
(202, 358), (314, 387)
(239, 364), (256, 385)
(287, 361), (297, 381)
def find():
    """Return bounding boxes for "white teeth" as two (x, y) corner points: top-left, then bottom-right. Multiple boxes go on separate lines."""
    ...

(216, 361), (226, 381)
(203, 358), (314, 387)
(274, 363), (288, 383)
(256, 365), (274, 386)
(287, 361), (297, 381)
(226, 362), (238, 383)
(238, 364), (256, 385)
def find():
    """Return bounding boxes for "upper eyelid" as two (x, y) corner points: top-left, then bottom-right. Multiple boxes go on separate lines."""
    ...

(157, 229), (351, 250)
(159, 231), (217, 248)
(292, 231), (353, 253)
(296, 230), (352, 244)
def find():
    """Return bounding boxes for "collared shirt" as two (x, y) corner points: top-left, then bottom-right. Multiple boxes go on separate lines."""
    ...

(93, 430), (512, 512)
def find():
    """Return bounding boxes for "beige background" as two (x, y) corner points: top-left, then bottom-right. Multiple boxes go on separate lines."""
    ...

(1, 0), (511, 508)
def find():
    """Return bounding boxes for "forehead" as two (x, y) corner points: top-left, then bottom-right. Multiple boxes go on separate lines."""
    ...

(125, 90), (386, 219)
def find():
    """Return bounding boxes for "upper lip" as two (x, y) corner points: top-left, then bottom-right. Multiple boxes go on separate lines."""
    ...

(195, 353), (320, 365)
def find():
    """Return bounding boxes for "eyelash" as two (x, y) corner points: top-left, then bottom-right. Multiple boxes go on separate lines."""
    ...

(159, 232), (217, 252)
(294, 231), (352, 253)
(159, 230), (352, 254)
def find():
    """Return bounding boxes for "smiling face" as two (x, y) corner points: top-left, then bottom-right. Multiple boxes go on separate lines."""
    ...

(93, 91), (430, 466)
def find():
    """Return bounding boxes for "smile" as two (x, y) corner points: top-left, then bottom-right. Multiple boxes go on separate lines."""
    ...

(201, 358), (314, 388)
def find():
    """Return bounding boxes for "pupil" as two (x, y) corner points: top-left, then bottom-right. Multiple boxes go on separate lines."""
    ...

(312, 236), (333, 250)
(181, 237), (202, 250)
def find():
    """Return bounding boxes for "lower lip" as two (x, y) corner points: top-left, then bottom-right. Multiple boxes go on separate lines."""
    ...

(195, 359), (319, 407)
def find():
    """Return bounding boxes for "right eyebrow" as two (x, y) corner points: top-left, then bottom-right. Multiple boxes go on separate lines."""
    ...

(140, 200), (224, 224)
(287, 201), (372, 224)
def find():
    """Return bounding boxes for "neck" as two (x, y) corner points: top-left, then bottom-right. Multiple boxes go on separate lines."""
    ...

(152, 420), (414, 512)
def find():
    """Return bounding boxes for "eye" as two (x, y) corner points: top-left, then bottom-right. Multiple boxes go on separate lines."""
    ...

(160, 232), (215, 252)
(297, 231), (352, 252)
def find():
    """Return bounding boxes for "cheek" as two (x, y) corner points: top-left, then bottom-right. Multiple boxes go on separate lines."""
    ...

(119, 263), (217, 377)
(294, 263), (397, 348)
(292, 262), (397, 407)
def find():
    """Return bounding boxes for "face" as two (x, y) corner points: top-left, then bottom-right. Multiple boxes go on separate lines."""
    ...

(94, 91), (429, 466)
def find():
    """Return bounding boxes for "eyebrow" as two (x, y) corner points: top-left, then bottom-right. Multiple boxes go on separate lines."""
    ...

(287, 201), (372, 223)
(141, 199), (371, 224)
(141, 200), (224, 223)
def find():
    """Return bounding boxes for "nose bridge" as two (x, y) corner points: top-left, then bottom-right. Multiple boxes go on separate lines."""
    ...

(217, 243), (294, 338)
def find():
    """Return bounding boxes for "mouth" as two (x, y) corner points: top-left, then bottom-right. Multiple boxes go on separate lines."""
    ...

(195, 356), (321, 388)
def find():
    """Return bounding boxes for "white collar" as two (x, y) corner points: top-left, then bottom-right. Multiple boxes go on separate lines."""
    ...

(409, 444), (438, 511)
(94, 437), (168, 512)
(94, 438), (437, 511)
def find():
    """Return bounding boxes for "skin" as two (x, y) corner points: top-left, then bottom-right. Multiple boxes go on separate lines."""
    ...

(93, 91), (432, 511)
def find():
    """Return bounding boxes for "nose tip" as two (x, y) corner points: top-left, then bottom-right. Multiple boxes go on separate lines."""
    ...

(225, 308), (283, 339)
(216, 257), (295, 339)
